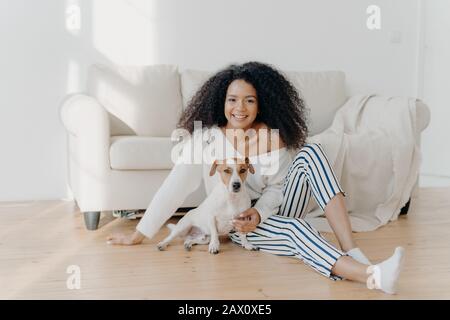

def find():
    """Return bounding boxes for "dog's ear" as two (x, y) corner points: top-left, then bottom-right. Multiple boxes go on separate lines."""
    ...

(209, 160), (218, 176)
(245, 157), (255, 174)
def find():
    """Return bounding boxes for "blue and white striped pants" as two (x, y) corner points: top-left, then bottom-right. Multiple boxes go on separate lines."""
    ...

(229, 143), (346, 280)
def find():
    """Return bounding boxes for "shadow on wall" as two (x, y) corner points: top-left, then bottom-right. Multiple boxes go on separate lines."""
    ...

(62, 0), (165, 199)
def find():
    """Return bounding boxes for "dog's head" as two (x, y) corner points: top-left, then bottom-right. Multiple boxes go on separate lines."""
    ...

(209, 157), (255, 193)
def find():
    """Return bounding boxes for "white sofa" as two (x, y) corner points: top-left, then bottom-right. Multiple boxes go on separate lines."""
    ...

(60, 64), (430, 230)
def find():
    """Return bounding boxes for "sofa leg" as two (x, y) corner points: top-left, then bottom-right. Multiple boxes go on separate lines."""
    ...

(83, 211), (101, 230)
(399, 198), (411, 216)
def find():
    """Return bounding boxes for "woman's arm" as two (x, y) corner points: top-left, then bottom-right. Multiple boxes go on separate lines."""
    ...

(233, 149), (291, 233)
(136, 162), (203, 239)
(232, 172), (284, 233)
(252, 171), (285, 223)
(253, 133), (289, 223)
(233, 131), (290, 233)
(107, 135), (204, 245)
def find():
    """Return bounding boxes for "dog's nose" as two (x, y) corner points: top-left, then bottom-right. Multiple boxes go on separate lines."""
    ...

(232, 181), (241, 192)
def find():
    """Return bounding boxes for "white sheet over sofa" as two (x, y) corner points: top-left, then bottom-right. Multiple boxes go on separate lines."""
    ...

(303, 95), (424, 232)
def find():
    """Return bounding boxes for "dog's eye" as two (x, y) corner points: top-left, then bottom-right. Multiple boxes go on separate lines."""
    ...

(224, 169), (232, 174)
(239, 168), (246, 173)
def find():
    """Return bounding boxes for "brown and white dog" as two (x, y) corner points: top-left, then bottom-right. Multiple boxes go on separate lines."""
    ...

(157, 157), (258, 254)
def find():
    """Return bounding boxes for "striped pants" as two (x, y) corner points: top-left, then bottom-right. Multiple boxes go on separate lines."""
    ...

(229, 143), (347, 280)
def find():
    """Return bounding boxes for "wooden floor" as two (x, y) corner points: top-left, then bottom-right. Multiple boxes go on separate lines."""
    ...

(1, 187), (450, 300)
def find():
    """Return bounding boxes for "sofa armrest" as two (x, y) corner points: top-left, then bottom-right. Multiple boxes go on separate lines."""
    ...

(60, 94), (111, 174)
(416, 100), (431, 133)
(412, 100), (430, 197)
(60, 94), (110, 136)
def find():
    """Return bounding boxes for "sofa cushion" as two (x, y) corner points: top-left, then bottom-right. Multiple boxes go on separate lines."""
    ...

(87, 64), (183, 137)
(180, 69), (212, 109)
(286, 71), (347, 135)
(180, 69), (347, 135)
(109, 136), (176, 170)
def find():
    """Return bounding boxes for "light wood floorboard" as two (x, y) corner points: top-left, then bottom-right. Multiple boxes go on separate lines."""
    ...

(1, 187), (449, 299)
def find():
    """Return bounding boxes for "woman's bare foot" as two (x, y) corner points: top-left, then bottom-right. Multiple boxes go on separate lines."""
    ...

(107, 230), (145, 245)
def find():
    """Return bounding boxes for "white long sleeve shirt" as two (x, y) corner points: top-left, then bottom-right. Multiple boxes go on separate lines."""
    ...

(136, 126), (294, 239)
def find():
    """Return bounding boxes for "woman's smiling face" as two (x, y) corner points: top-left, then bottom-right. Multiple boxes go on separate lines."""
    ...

(224, 79), (259, 130)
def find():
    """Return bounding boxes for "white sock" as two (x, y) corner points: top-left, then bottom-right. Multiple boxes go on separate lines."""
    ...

(366, 247), (405, 294)
(347, 247), (371, 265)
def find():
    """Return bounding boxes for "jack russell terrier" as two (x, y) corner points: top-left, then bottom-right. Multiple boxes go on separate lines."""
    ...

(157, 157), (259, 254)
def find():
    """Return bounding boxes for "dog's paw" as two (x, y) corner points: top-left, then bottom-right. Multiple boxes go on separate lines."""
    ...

(184, 242), (192, 251)
(243, 243), (259, 251)
(157, 242), (167, 251)
(208, 241), (220, 254)
(209, 248), (219, 254)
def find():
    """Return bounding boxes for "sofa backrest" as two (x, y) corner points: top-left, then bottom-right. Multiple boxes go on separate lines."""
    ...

(181, 69), (347, 135)
(86, 64), (347, 137)
(87, 64), (183, 137)
(286, 71), (347, 135)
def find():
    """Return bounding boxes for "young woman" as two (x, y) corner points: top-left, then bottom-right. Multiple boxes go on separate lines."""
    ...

(107, 62), (404, 294)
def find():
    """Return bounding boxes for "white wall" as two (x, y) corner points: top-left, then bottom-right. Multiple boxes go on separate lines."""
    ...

(0, 0), (70, 201)
(419, 0), (450, 186)
(88, 0), (421, 97)
(0, 0), (423, 201)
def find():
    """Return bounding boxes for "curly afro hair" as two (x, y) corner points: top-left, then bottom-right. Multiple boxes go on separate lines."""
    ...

(177, 61), (309, 150)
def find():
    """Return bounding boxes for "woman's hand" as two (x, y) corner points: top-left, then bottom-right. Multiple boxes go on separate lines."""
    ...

(232, 208), (261, 233)
(107, 230), (146, 246)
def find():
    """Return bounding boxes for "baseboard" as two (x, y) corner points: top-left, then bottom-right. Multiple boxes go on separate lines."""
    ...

(419, 174), (450, 187)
